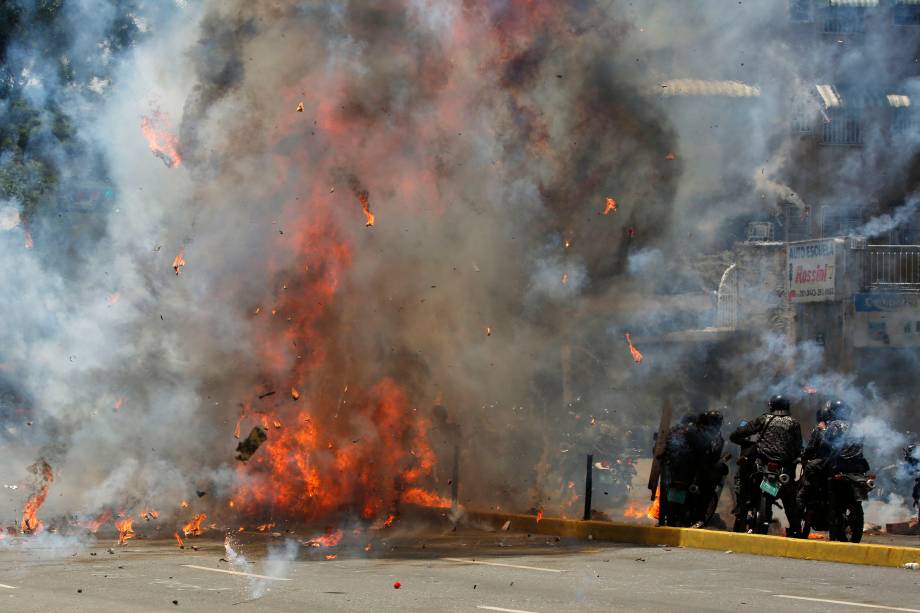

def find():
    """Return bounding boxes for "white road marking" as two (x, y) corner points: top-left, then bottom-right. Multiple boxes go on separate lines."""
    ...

(443, 557), (563, 573)
(0, 583), (16, 590)
(181, 565), (292, 581)
(774, 595), (920, 612)
(477, 606), (539, 613)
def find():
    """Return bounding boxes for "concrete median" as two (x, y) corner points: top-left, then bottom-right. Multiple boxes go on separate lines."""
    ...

(466, 510), (920, 569)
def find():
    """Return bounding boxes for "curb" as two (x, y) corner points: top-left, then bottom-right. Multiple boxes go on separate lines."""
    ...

(466, 510), (919, 569)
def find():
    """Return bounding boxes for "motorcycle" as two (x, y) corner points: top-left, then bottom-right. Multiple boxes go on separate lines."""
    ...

(661, 456), (729, 528)
(800, 470), (874, 543)
(735, 459), (793, 535)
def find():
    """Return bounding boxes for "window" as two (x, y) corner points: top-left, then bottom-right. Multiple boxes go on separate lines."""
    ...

(821, 109), (862, 145)
(790, 0), (814, 22)
(821, 205), (863, 237)
(821, 5), (868, 33)
(893, 1), (920, 25)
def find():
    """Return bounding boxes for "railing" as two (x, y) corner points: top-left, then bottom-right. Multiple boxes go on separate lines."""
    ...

(860, 245), (920, 288)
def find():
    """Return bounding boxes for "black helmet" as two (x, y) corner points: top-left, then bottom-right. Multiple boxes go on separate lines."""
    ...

(699, 410), (723, 428)
(826, 400), (851, 422)
(768, 395), (791, 415)
(816, 406), (832, 424)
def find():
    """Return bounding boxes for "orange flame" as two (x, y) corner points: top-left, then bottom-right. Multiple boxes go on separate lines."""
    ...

(20, 461), (53, 534)
(172, 251), (185, 275)
(623, 499), (647, 519)
(624, 332), (643, 364)
(648, 485), (660, 521)
(182, 513), (207, 536)
(140, 110), (182, 168)
(174, 531), (185, 548)
(536, 508), (544, 523)
(400, 487), (451, 508)
(84, 510), (112, 533)
(807, 532), (825, 540)
(603, 197), (617, 215)
(255, 523), (275, 532)
(139, 510), (159, 521)
(306, 528), (344, 547)
(291, 387), (301, 400)
(233, 415), (243, 439)
(115, 517), (135, 545)
(358, 191), (375, 227)
(324, 554), (337, 560)
(383, 514), (396, 528)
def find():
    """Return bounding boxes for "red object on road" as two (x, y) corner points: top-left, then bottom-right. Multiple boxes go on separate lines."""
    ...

(393, 581), (402, 589)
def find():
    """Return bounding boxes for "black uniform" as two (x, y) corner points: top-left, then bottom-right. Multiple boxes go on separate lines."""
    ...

(904, 444), (919, 520)
(730, 409), (802, 535)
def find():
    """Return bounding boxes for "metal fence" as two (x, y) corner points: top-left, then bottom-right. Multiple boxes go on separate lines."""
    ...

(860, 245), (920, 288)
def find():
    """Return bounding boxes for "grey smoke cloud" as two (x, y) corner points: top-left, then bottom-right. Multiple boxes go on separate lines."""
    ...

(0, 0), (917, 530)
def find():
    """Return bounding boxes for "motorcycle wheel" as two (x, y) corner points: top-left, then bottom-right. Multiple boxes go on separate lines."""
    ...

(799, 512), (812, 540)
(755, 495), (772, 535)
(829, 502), (864, 543)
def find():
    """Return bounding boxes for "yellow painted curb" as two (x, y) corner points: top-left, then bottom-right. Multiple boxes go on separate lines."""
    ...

(467, 510), (919, 569)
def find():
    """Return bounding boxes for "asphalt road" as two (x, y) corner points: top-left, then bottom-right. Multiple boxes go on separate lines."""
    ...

(0, 529), (917, 612)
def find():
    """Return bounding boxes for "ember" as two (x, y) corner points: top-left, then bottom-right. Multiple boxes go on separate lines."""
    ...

(536, 508), (544, 523)
(115, 517), (135, 545)
(291, 386), (300, 400)
(324, 554), (337, 560)
(20, 459), (53, 534)
(172, 251), (185, 275)
(383, 514), (396, 528)
(296, 101), (304, 113)
(603, 197), (617, 215)
(624, 332), (644, 364)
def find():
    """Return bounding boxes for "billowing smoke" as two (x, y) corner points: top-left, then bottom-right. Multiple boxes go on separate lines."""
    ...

(0, 0), (917, 534)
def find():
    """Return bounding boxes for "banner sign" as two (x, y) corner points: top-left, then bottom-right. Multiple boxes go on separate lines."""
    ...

(787, 240), (837, 303)
(854, 292), (920, 348)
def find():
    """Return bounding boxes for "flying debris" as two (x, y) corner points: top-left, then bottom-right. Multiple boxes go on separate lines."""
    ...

(296, 101), (304, 112)
(603, 197), (617, 215)
(665, 152), (676, 161)
(624, 332), (644, 364)
(236, 426), (268, 461)
(291, 387), (301, 400)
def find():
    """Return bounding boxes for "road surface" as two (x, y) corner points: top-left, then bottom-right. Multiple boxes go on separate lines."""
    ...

(0, 529), (916, 612)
